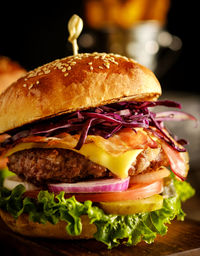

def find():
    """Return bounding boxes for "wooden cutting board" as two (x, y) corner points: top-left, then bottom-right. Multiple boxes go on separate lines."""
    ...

(0, 218), (200, 256)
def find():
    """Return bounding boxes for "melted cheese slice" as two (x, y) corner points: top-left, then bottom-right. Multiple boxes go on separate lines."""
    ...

(6, 141), (143, 179)
(78, 144), (142, 178)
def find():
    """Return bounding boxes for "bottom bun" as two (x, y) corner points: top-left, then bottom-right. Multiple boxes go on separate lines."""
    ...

(0, 209), (97, 239)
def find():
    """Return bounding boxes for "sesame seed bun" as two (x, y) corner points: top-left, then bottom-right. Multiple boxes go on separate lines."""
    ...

(0, 52), (161, 134)
(0, 56), (26, 95)
(0, 209), (96, 240)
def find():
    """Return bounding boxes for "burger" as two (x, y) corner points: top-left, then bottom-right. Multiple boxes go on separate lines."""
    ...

(0, 52), (195, 248)
(0, 56), (26, 169)
(0, 56), (26, 94)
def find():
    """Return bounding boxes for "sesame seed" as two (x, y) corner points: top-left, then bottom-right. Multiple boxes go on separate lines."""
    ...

(44, 70), (51, 74)
(121, 56), (129, 61)
(62, 63), (69, 67)
(62, 68), (67, 72)
(99, 66), (103, 69)
(88, 62), (92, 65)
(27, 73), (34, 78)
(67, 66), (72, 70)
(110, 59), (118, 65)
(90, 66), (94, 71)
(36, 81), (40, 85)
(114, 54), (121, 58)
(64, 73), (69, 77)
(101, 54), (107, 59)
(103, 62), (110, 69)
(23, 84), (27, 87)
(28, 84), (34, 90)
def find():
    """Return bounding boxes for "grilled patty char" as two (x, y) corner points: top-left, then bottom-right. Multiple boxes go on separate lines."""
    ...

(7, 147), (169, 187)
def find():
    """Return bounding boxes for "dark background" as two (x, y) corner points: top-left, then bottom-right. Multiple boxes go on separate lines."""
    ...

(0, 0), (193, 93)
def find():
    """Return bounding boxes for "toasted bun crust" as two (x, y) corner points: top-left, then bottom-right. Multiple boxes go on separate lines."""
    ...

(0, 209), (96, 239)
(0, 56), (26, 95)
(0, 53), (161, 133)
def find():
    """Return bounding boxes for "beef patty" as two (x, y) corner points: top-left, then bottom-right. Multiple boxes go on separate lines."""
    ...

(7, 148), (111, 186)
(8, 147), (169, 187)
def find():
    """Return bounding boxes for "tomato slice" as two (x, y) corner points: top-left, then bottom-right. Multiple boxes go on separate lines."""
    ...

(71, 180), (163, 202)
(129, 166), (170, 184)
(161, 142), (189, 180)
(24, 180), (163, 202)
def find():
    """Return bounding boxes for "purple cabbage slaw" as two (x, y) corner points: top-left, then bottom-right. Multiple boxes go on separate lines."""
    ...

(3, 100), (197, 152)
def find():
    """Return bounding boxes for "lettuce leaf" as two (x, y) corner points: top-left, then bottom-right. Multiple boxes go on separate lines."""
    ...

(0, 175), (195, 249)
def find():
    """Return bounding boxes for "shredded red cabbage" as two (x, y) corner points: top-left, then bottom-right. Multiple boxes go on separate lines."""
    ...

(3, 100), (196, 152)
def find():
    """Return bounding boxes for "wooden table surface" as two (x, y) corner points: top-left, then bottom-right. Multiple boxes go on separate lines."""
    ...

(0, 218), (200, 256)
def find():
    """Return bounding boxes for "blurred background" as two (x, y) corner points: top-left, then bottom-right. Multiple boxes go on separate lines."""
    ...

(0, 1), (199, 220)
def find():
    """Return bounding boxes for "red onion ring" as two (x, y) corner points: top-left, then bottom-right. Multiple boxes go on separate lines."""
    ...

(48, 177), (130, 193)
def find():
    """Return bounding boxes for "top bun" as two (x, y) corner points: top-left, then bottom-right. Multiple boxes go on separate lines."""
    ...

(0, 56), (26, 95)
(0, 52), (161, 133)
